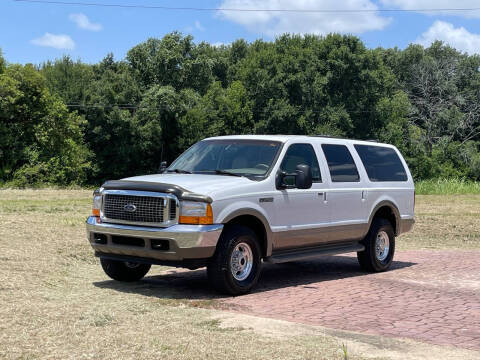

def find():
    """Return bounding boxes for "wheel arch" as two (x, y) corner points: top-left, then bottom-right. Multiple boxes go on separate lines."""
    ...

(368, 201), (401, 236)
(221, 209), (273, 258)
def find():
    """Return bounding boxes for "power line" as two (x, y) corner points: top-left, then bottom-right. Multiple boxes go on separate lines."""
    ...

(13, 0), (480, 13)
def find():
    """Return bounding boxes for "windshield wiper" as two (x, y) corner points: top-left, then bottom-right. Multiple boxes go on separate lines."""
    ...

(166, 169), (192, 174)
(214, 169), (243, 177)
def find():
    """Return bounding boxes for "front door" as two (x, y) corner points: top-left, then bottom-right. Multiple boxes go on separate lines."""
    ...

(272, 143), (330, 250)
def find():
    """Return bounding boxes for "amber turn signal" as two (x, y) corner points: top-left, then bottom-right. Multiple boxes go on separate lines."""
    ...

(179, 203), (213, 225)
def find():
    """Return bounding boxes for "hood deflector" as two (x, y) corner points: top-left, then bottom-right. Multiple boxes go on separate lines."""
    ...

(101, 180), (213, 203)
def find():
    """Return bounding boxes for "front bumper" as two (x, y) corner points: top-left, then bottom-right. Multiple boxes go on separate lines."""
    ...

(86, 216), (223, 262)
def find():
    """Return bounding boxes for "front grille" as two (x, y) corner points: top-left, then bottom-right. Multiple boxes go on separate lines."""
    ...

(169, 198), (177, 220)
(103, 193), (176, 226)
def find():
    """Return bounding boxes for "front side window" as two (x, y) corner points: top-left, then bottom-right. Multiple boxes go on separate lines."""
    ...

(280, 143), (322, 184)
(321, 144), (360, 182)
(168, 140), (281, 179)
(354, 145), (408, 182)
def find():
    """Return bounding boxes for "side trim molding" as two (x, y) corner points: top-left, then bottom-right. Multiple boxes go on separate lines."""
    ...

(272, 223), (368, 250)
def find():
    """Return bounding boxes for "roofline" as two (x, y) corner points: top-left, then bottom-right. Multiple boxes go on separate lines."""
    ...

(204, 134), (381, 144)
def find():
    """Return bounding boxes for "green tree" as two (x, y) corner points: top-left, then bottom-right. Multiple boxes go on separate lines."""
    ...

(24, 32), (479, 183)
(82, 59), (141, 181)
(235, 34), (395, 138)
(41, 55), (94, 106)
(0, 49), (5, 74)
(126, 33), (220, 94)
(133, 85), (199, 171)
(0, 64), (91, 185)
(180, 81), (254, 146)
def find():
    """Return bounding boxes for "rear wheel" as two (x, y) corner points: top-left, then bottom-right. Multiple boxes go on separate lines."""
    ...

(207, 225), (262, 295)
(100, 258), (151, 282)
(357, 218), (395, 272)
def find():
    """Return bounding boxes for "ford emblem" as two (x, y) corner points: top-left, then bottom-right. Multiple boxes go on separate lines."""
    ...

(124, 203), (137, 213)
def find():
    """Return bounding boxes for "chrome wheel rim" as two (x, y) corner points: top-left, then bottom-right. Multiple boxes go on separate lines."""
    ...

(375, 231), (390, 262)
(230, 242), (253, 281)
(125, 262), (140, 269)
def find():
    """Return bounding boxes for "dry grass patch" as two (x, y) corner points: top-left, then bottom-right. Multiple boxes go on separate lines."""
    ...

(0, 189), (367, 360)
(398, 195), (480, 250)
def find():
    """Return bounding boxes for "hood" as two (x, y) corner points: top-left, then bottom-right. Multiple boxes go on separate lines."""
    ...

(122, 173), (252, 197)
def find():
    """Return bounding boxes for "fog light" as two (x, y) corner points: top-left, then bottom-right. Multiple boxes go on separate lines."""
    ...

(93, 233), (107, 244)
(151, 239), (170, 251)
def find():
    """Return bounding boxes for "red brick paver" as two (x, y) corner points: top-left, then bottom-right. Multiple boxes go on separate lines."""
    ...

(219, 250), (480, 350)
(138, 250), (480, 350)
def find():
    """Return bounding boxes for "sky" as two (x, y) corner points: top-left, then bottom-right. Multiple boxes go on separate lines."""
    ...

(2, 0), (480, 64)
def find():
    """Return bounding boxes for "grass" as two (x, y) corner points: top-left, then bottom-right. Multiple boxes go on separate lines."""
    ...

(1, 189), (479, 359)
(0, 189), (368, 360)
(399, 194), (480, 250)
(415, 178), (480, 195)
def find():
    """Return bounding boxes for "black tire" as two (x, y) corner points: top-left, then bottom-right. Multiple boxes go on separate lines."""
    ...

(357, 218), (395, 272)
(100, 258), (151, 282)
(207, 225), (262, 295)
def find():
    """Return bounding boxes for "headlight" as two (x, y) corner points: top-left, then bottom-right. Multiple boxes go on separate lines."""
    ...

(179, 201), (213, 225)
(92, 189), (102, 217)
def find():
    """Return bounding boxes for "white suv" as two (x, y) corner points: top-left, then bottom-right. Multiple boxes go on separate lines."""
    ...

(87, 135), (415, 295)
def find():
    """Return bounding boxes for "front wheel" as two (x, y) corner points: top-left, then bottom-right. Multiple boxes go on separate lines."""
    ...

(100, 258), (151, 282)
(207, 225), (262, 295)
(357, 218), (395, 272)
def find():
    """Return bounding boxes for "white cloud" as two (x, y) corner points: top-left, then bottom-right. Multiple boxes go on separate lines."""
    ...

(31, 33), (75, 50)
(415, 21), (480, 54)
(195, 21), (205, 31)
(185, 20), (205, 33)
(380, 1), (480, 18)
(69, 13), (102, 31)
(218, 0), (391, 36)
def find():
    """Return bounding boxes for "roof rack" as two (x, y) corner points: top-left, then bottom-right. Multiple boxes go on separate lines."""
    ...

(310, 134), (340, 139)
(310, 135), (382, 144)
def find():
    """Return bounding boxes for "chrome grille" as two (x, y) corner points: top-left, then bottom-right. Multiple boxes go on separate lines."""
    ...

(101, 191), (178, 227)
(169, 198), (177, 221)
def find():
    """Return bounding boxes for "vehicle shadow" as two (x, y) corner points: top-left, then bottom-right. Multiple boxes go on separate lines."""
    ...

(93, 254), (417, 301)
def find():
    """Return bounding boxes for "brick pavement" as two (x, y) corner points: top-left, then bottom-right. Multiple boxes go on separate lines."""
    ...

(138, 250), (480, 350)
(220, 250), (480, 350)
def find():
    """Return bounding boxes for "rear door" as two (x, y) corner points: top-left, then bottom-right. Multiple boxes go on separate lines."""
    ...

(320, 143), (367, 242)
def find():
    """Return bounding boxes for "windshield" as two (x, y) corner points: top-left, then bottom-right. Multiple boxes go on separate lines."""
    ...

(167, 140), (282, 179)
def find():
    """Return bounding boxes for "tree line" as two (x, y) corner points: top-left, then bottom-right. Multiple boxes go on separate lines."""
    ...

(1, 32), (479, 186)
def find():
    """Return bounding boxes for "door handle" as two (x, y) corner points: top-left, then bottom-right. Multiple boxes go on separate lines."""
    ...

(318, 192), (327, 202)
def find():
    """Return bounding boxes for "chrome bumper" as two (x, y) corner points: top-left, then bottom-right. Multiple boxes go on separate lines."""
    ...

(86, 216), (223, 261)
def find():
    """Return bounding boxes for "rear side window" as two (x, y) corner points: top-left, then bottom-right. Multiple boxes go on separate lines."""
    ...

(354, 145), (408, 182)
(321, 144), (360, 182)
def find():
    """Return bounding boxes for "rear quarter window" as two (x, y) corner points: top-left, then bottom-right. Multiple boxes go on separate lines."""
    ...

(354, 145), (408, 182)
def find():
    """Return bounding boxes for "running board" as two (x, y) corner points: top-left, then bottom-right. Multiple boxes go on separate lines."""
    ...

(266, 243), (365, 264)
